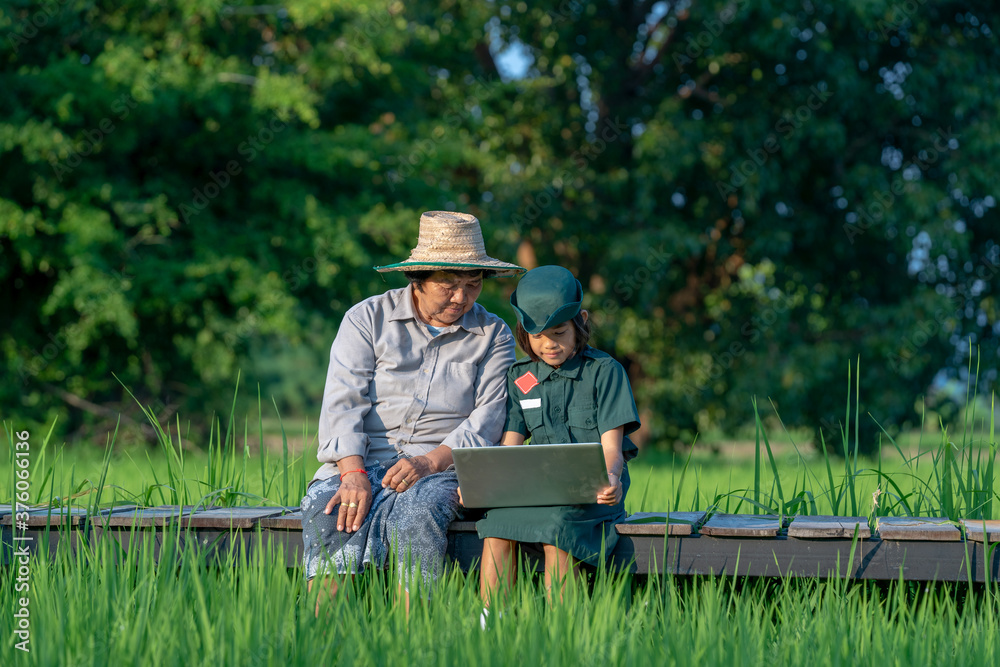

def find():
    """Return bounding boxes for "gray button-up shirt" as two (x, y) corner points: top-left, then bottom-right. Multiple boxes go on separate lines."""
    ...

(313, 284), (515, 481)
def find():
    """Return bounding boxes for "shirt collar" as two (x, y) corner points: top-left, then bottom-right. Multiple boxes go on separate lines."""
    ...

(387, 284), (484, 336)
(534, 346), (589, 381)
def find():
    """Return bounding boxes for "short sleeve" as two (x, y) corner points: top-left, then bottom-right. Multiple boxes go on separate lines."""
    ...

(594, 360), (640, 436)
(503, 370), (529, 436)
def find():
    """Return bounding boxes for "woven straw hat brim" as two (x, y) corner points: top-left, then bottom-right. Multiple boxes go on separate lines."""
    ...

(373, 210), (525, 277)
(374, 260), (525, 277)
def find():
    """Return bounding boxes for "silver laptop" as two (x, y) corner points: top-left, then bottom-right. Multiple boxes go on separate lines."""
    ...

(453, 443), (608, 508)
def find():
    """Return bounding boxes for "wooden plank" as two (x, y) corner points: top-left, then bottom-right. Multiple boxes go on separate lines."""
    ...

(788, 516), (871, 539)
(103, 506), (196, 528)
(86, 505), (140, 526)
(28, 507), (89, 527)
(0, 506), (92, 528)
(258, 509), (304, 530)
(0, 505), (136, 525)
(93, 526), (175, 563)
(10, 506), (140, 559)
(861, 539), (995, 581)
(0, 504), (13, 564)
(961, 519), (1000, 544)
(177, 508), (295, 563)
(184, 528), (259, 563)
(4, 500), (996, 581)
(616, 511), (708, 536)
(620, 535), (863, 577)
(257, 508), (304, 566)
(0, 503), (11, 561)
(621, 535), (1000, 581)
(0, 506), (139, 558)
(90, 507), (189, 563)
(877, 517), (961, 541)
(181, 507), (289, 529)
(100, 505), (140, 515)
(258, 528), (305, 567)
(700, 513), (782, 537)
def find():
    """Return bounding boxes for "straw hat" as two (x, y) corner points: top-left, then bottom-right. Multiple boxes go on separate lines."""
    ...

(374, 211), (525, 277)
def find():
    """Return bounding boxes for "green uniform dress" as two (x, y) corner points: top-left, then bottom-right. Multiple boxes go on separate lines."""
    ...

(475, 346), (640, 566)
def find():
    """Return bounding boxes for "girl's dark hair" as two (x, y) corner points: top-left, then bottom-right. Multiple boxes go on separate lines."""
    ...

(514, 311), (591, 361)
(403, 269), (495, 288)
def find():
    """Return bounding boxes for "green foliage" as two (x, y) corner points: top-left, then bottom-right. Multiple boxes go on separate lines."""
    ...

(1, 1), (998, 451)
(488, 0), (999, 451)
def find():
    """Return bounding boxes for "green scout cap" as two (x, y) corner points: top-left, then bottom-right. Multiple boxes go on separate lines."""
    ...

(510, 265), (583, 334)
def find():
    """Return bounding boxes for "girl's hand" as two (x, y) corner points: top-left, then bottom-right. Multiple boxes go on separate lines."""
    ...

(457, 486), (465, 507)
(596, 473), (622, 505)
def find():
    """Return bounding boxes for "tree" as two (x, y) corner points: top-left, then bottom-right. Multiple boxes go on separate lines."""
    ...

(483, 0), (999, 451)
(0, 0), (495, 438)
(2, 1), (997, 453)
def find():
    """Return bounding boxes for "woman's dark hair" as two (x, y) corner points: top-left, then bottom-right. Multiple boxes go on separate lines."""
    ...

(514, 311), (591, 361)
(403, 269), (495, 289)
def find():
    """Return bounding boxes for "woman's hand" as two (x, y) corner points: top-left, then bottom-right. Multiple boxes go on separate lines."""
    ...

(382, 454), (437, 493)
(596, 472), (622, 505)
(325, 471), (372, 533)
(457, 486), (465, 507)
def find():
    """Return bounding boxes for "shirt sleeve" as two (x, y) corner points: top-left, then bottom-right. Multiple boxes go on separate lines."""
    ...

(440, 327), (516, 449)
(594, 359), (641, 437)
(316, 309), (375, 464)
(502, 369), (529, 436)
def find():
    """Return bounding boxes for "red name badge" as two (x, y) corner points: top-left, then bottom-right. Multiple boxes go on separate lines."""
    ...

(514, 371), (539, 395)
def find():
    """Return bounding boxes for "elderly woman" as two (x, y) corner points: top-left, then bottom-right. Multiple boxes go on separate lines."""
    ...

(300, 211), (524, 609)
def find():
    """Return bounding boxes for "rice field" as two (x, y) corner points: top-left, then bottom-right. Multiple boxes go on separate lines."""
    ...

(2, 392), (998, 666)
(3, 519), (999, 666)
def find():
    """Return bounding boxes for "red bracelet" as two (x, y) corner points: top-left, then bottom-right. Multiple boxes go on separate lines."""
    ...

(340, 469), (367, 479)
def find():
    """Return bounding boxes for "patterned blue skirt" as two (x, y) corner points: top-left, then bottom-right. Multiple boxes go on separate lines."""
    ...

(300, 457), (460, 590)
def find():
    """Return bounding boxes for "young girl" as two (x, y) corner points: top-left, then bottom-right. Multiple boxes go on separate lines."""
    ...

(475, 264), (640, 609)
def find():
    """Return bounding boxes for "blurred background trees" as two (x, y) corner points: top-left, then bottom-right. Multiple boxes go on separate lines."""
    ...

(2, 0), (997, 453)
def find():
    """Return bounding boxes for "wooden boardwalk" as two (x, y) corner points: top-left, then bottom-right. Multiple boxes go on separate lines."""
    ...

(3, 505), (999, 582)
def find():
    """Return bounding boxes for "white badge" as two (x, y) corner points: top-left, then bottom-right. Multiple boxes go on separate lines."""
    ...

(520, 398), (541, 409)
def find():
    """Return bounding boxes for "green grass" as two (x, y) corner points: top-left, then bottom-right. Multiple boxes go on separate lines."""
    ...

(3, 531), (998, 666)
(2, 365), (999, 666)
